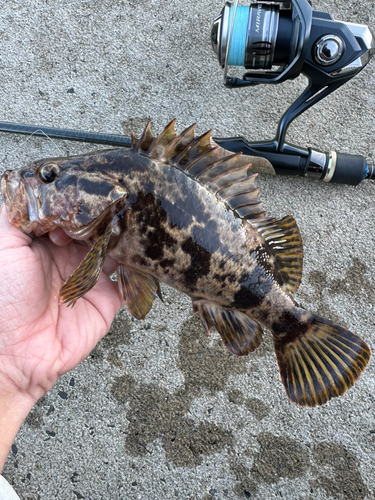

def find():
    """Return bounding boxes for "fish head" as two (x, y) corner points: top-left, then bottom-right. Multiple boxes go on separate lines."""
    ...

(1, 153), (128, 239)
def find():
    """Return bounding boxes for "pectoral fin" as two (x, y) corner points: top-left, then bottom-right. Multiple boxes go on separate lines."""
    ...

(118, 266), (162, 320)
(57, 230), (112, 307)
(193, 301), (263, 356)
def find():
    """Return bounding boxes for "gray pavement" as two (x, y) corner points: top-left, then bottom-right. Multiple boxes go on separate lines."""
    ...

(0, 0), (374, 499)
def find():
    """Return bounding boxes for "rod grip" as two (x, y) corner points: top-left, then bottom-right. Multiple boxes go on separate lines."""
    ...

(325, 153), (368, 185)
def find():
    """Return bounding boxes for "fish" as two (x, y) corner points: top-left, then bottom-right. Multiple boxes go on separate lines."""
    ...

(1, 119), (370, 407)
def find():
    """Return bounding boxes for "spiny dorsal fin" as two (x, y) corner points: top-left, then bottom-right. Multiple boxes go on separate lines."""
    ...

(193, 301), (263, 356)
(133, 120), (273, 221)
(164, 123), (197, 160)
(137, 122), (155, 152)
(149, 119), (177, 158)
(254, 215), (303, 293)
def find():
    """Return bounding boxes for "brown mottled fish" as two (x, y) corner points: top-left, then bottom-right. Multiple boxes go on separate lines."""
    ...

(1, 120), (370, 407)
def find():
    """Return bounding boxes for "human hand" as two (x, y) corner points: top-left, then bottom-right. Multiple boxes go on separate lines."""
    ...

(0, 204), (123, 470)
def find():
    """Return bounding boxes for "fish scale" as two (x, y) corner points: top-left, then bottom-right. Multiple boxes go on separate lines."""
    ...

(1, 119), (370, 407)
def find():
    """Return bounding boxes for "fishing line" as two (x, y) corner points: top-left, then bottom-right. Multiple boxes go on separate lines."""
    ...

(3, 129), (64, 164)
(227, 6), (249, 67)
(19, 129), (63, 155)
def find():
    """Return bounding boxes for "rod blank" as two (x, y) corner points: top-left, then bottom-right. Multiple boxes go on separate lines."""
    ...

(0, 121), (133, 147)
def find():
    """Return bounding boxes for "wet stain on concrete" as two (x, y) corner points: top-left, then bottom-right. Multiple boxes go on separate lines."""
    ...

(308, 259), (374, 301)
(227, 390), (270, 420)
(109, 315), (257, 466)
(200, 494), (216, 500)
(109, 315), (266, 467)
(110, 373), (232, 467)
(101, 308), (132, 348)
(311, 442), (369, 500)
(231, 460), (255, 499)
(230, 434), (369, 499)
(300, 273), (347, 326)
(244, 399), (270, 421)
(176, 315), (250, 396)
(302, 258), (374, 326)
(106, 349), (123, 368)
(227, 389), (245, 405)
(231, 433), (310, 497)
(252, 432), (310, 481)
(107, 310), (368, 496)
(329, 258), (375, 300)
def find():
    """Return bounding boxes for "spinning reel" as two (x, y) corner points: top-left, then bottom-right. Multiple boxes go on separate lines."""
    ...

(211, 0), (375, 184)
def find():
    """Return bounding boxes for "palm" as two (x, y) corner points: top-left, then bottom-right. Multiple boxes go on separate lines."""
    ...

(0, 207), (123, 402)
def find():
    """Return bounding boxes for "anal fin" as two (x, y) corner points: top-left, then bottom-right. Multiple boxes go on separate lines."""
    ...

(193, 301), (263, 356)
(118, 266), (162, 320)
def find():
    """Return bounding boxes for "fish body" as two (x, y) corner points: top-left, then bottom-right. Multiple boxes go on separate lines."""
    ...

(1, 120), (370, 406)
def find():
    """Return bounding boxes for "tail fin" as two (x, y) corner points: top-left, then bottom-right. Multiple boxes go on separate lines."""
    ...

(273, 313), (370, 407)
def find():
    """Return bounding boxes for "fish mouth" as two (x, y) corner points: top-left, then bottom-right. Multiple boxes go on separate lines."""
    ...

(2, 171), (16, 201)
(1, 170), (46, 236)
(1, 170), (32, 231)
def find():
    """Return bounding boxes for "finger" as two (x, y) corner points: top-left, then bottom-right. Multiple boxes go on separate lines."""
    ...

(41, 232), (119, 281)
(49, 227), (73, 247)
(0, 204), (32, 250)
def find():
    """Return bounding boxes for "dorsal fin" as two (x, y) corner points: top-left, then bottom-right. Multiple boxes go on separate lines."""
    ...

(137, 122), (155, 152)
(133, 121), (302, 294)
(133, 120), (273, 221)
(254, 215), (304, 293)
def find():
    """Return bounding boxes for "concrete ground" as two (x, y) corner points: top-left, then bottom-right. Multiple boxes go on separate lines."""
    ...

(0, 0), (374, 498)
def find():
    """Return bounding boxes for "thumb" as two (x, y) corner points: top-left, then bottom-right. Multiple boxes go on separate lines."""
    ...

(0, 204), (32, 251)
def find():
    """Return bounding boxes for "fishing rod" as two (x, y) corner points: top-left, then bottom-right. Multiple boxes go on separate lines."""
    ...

(0, 0), (374, 185)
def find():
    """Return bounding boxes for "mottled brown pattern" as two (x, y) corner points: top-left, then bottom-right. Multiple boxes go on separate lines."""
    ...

(1, 120), (370, 406)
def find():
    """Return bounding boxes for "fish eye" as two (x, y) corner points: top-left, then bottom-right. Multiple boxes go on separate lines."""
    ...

(39, 164), (60, 184)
